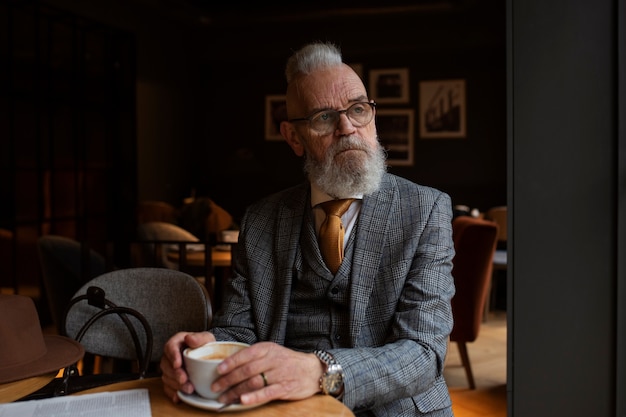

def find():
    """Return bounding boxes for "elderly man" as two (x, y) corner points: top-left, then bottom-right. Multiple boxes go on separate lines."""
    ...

(161, 41), (455, 417)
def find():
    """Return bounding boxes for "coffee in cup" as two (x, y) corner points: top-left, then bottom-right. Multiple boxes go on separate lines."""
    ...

(183, 341), (250, 400)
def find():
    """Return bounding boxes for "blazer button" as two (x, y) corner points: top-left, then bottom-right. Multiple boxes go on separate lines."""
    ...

(331, 287), (339, 295)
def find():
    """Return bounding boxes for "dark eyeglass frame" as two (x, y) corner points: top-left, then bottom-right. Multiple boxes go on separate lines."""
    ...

(288, 101), (377, 132)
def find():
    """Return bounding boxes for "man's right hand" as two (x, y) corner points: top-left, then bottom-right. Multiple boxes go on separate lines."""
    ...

(160, 331), (216, 403)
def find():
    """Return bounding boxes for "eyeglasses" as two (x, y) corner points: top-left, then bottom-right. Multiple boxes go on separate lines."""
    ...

(288, 101), (377, 135)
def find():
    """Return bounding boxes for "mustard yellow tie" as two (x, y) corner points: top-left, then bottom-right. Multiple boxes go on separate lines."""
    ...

(319, 198), (355, 274)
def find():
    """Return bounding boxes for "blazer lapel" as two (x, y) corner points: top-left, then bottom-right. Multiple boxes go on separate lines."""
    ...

(348, 176), (396, 343)
(266, 185), (309, 343)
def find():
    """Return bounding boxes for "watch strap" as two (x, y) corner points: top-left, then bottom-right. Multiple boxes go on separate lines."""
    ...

(314, 350), (337, 368)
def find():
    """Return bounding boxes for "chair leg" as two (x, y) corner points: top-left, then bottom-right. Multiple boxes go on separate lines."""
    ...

(483, 274), (493, 322)
(457, 341), (476, 389)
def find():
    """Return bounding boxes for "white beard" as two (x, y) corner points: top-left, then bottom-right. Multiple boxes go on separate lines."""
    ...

(303, 135), (387, 198)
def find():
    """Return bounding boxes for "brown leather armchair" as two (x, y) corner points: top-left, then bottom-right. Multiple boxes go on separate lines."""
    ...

(449, 216), (499, 389)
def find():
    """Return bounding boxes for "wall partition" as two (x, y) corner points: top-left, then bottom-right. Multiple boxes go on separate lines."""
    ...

(508, 0), (622, 416)
(617, 1), (626, 415)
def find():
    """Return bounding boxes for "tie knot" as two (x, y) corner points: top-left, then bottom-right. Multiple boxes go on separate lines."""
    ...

(320, 198), (355, 218)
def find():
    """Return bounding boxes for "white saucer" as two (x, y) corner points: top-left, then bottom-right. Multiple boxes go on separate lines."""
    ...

(177, 391), (259, 412)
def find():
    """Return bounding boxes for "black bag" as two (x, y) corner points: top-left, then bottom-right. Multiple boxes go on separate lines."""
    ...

(19, 286), (154, 400)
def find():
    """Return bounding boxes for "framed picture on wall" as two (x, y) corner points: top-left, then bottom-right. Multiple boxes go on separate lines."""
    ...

(376, 109), (414, 166)
(369, 68), (410, 104)
(419, 79), (466, 139)
(265, 95), (287, 141)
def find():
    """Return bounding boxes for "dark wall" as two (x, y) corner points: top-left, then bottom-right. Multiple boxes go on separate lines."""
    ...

(41, 0), (214, 209)
(193, 3), (506, 222)
(40, 0), (506, 223)
(41, 1), (505, 224)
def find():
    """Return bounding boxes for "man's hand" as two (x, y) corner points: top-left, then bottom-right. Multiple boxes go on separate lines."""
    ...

(211, 342), (324, 406)
(160, 331), (216, 403)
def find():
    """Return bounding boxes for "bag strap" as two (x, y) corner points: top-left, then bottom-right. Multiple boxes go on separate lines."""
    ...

(62, 286), (154, 379)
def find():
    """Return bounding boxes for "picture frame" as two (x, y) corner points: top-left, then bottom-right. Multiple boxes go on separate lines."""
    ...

(376, 109), (414, 166)
(264, 95), (287, 141)
(419, 79), (466, 139)
(369, 68), (410, 104)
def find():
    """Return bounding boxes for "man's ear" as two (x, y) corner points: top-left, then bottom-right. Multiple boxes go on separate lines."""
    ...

(281, 121), (305, 156)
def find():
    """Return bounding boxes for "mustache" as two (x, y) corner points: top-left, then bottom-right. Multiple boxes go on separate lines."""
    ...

(332, 136), (371, 154)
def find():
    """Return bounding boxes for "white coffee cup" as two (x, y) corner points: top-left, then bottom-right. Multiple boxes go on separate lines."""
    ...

(183, 341), (250, 400)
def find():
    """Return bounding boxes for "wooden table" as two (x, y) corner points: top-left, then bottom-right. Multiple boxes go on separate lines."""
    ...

(166, 246), (231, 268)
(77, 377), (354, 416)
(167, 247), (232, 311)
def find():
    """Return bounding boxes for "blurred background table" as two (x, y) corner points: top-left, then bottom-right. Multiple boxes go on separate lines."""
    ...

(166, 246), (231, 311)
(166, 246), (231, 268)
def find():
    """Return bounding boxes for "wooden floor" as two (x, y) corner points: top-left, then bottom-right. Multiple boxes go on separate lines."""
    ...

(445, 311), (507, 417)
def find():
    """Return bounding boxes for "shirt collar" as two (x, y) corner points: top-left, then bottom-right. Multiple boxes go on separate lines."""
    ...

(310, 182), (363, 208)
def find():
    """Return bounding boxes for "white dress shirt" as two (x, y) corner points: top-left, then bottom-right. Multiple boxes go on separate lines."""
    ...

(310, 183), (362, 250)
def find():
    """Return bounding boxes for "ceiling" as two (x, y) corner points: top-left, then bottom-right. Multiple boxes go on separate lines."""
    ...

(172, 0), (478, 26)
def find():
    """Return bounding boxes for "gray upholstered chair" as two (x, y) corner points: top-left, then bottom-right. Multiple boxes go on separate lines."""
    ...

(134, 221), (213, 299)
(63, 267), (212, 376)
(136, 221), (200, 243)
(135, 221), (201, 269)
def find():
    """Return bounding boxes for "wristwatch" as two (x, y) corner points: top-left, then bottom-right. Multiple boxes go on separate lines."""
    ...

(314, 350), (344, 400)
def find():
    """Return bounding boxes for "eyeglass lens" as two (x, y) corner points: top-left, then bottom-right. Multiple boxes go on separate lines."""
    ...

(310, 102), (375, 133)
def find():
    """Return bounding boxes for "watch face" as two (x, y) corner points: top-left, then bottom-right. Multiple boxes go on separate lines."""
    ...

(324, 364), (344, 395)
(325, 373), (343, 393)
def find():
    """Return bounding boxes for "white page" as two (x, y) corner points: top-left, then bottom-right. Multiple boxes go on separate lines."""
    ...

(0, 388), (151, 417)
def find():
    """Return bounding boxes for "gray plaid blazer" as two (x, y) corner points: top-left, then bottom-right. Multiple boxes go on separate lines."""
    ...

(211, 173), (455, 417)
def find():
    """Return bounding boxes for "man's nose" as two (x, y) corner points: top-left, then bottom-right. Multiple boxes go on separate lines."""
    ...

(335, 113), (356, 134)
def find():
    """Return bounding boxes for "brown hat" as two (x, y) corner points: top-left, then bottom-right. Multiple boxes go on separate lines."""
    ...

(0, 294), (84, 402)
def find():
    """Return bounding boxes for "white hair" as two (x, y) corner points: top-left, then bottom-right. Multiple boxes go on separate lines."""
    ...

(285, 42), (343, 84)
